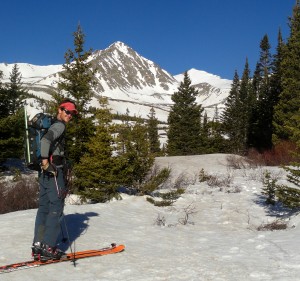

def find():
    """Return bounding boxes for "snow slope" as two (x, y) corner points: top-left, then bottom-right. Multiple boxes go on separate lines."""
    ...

(1, 154), (299, 280)
(0, 63), (63, 84)
(174, 68), (232, 90)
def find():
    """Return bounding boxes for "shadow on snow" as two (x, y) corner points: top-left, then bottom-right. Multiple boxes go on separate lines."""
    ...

(58, 211), (99, 251)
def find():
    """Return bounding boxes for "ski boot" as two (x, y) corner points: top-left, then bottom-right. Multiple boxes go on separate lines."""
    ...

(39, 244), (66, 262)
(31, 242), (42, 261)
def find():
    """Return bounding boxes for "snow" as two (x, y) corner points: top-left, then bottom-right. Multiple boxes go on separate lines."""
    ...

(0, 63), (63, 84)
(174, 68), (232, 91)
(1, 154), (300, 280)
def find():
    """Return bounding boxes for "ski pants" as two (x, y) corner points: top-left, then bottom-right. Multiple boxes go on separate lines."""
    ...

(33, 168), (67, 247)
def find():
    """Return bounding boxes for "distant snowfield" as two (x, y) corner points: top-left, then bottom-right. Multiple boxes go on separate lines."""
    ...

(1, 154), (300, 280)
(0, 63), (63, 83)
(174, 68), (232, 90)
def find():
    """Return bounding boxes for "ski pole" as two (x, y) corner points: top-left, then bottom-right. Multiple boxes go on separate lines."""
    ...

(62, 213), (76, 266)
(24, 101), (31, 164)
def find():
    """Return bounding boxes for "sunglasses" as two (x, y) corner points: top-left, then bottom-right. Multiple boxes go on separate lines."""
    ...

(62, 108), (74, 116)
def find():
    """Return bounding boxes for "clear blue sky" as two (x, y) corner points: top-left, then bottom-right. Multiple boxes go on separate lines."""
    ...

(0, 0), (296, 79)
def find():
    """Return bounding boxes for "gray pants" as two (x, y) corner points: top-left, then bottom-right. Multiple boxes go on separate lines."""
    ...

(33, 168), (67, 247)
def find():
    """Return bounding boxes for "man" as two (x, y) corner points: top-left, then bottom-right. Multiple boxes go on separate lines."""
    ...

(32, 99), (78, 261)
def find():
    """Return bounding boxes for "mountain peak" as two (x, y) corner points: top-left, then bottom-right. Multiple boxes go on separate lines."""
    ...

(110, 41), (127, 48)
(107, 41), (132, 53)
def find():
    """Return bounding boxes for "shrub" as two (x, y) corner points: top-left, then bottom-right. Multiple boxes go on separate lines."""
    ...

(147, 197), (174, 207)
(262, 171), (277, 205)
(276, 185), (300, 208)
(178, 203), (197, 225)
(0, 176), (39, 214)
(247, 141), (299, 166)
(226, 155), (247, 169)
(154, 213), (166, 226)
(199, 168), (210, 182)
(146, 188), (185, 207)
(257, 220), (288, 231)
(141, 167), (171, 194)
(199, 168), (234, 191)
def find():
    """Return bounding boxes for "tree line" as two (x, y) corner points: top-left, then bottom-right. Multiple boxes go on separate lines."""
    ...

(0, 1), (300, 205)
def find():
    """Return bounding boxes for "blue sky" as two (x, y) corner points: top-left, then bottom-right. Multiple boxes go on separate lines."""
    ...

(0, 0), (296, 79)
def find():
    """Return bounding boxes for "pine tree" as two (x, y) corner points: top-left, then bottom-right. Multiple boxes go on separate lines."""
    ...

(272, 1), (300, 209)
(167, 71), (203, 156)
(239, 58), (254, 153)
(0, 65), (27, 162)
(58, 24), (95, 114)
(207, 118), (226, 153)
(0, 110), (25, 162)
(222, 59), (254, 154)
(147, 107), (161, 155)
(57, 24), (96, 164)
(221, 71), (242, 153)
(7, 64), (28, 115)
(200, 111), (209, 152)
(248, 35), (274, 151)
(116, 117), (154, 189)
(74, 97), (120, 202)
(270, 29), (284, 121)
(0, 71), (10, 118)
(273, 0), (300, 142)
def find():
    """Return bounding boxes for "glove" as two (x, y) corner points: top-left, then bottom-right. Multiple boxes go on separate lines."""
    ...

(41, 162), (57, 176)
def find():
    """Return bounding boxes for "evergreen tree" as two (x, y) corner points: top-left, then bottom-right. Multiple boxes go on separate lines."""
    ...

(248, 35), (274, 151)
(57, 24), (96, 164)
(0, 72), (10, 118)
(7, 64), (28, 114)
(57, 24), (95, 114)
(206, 118), (226, 153)
(239, 58), (254, 153)
(0, 65), (27, 162)
(273, 0), (300, 141)
(270, 29), (284, 122)
(147, 107), (161, 155)
(272, 1), (300, 209)
(0, 110), (25, 162)
(200, 111), (209, 152)
(221, 71), (243, 153)
(222, 59), (254, 154)
(74, 97), (120, 202)
(116, 117), (154, 189)
(167, 71), (203, 156)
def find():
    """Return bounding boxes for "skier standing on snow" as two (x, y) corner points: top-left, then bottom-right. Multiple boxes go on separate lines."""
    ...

(32, 99), (78, 261)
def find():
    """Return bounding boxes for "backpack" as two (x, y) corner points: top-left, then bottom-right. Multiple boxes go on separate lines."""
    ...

(25, 113), (58, 171)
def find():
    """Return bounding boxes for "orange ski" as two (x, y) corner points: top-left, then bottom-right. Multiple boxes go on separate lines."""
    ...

(0, 243), (125, 274)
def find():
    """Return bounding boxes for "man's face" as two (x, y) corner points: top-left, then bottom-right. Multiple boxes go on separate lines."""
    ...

(58, 107), (75, 123)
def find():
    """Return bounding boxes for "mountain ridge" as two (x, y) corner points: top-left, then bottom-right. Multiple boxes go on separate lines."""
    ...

(0, 41), (232, 122)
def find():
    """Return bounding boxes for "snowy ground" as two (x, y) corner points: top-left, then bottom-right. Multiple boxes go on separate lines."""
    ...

(1, 154), (300, 281)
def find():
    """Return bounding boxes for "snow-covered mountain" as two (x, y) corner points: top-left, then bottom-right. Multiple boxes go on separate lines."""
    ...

(0, 41), (232, 122)
(174, 68), (231, 119)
